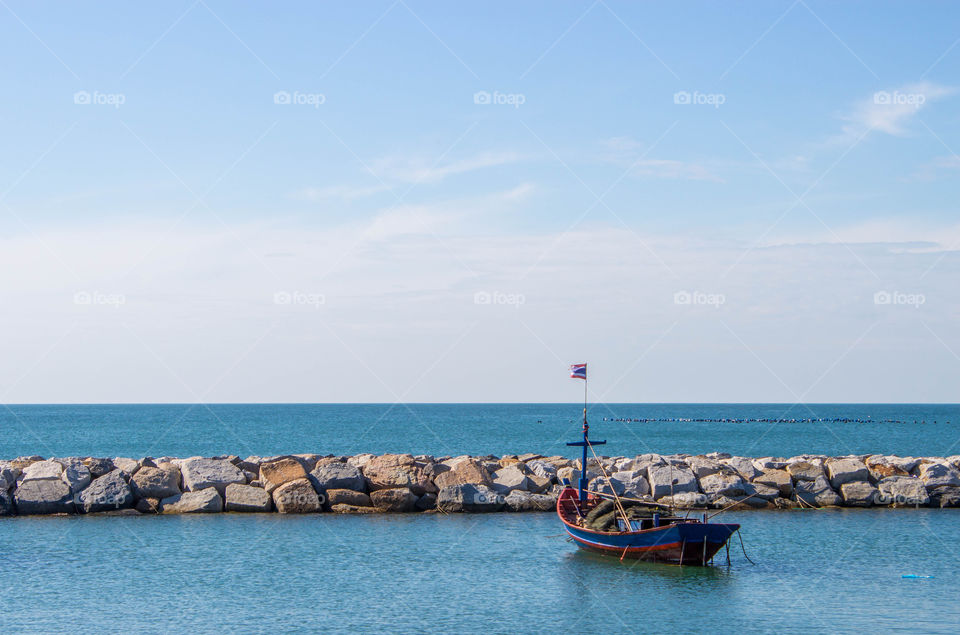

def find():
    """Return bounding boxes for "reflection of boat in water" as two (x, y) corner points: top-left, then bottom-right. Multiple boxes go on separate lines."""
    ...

(558, 362), (740, 565)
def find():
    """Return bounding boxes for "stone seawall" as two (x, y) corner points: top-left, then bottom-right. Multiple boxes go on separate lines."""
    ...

(2, 452), (960, 517)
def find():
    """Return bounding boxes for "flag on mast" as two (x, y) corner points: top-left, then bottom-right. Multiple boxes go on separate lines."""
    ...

(569, 363), (586, 380)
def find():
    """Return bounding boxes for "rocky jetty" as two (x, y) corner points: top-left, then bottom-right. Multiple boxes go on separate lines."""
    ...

(1, 452), (959, 517)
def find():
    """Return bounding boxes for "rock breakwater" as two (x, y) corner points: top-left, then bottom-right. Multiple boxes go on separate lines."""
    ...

(2, 452), (959, 517)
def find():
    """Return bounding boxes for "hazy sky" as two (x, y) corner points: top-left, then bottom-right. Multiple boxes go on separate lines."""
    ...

(1, 1), (958, 403)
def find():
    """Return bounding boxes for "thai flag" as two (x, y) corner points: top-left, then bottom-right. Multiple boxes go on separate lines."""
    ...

(569, 363), (587, 380)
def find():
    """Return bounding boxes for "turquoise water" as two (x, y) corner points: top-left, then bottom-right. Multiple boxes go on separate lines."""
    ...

(2, 403), (959, 459)
(4, 404), (960, 633)
(2, 510), (958, 633)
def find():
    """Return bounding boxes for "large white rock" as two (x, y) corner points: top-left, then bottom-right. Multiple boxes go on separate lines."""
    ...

(699, 472), (746, 497)
(588, 475), (624, 497)
(917, 462), (960, 490)
(825, 458), (870, 490)
(224, 483), (272, 512)
(839, 481), (878, 507)
(794, 476), (841, 507)
(179, 458), (245, 495)
(526, 460), (557, 480)
(112, 458), (140, 477)
(0, 465), (20, 491)
(309, 462), (366, 493)
(57, 459), (92, 493)
(786, 461), (824, 482)
(160, 487), (223, 513)
(21, 460), (63, 482)
(753, 469), (793, 498)
(491, 465), (531, 494)
(611, 470), (650, 497)
(646, 464), (698, 500)
(131, 466), (181, 499)
(685, 456), (724, 479)
(876, 476), (929, 506)
(721, 457), (760, 480)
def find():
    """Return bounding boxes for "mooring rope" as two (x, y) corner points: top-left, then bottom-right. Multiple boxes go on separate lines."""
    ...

(736, 530), (756, 565)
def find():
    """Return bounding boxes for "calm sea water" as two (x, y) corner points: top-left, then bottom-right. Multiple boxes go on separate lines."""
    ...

(2, 403), (959, 459)
(3, 404), (959, 633)
(1, 510), (958, 633)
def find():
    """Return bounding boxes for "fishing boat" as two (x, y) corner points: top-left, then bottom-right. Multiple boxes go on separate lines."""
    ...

(557, 364), (740, 565)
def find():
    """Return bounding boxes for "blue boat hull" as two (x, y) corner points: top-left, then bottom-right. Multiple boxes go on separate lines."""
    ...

(557, 488), (740, 565)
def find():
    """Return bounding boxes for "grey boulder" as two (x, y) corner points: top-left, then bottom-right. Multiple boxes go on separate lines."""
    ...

(309, 463), (366, 493)
(876, 476), (929, 506)
(917, 462), (960, 490)
(58, 460), (92, 493)
(78, 471), (134, 513)
(130, 466), (181, 500)
(160, 487), (223, 513)
(504, 491), (556, 512)
(179, 458), (245, 494)
(14, 479), (75, 514)
(646, 464), (698, 500)
(699, 472), (746, 497)
(436, 484), (505, 512)
(224, 483), (272, 512)
(794, 476), (841, 507)
(826, 458), (870, 490)
(839, 481), (878, 507)
(610, 470), (650, 498)
(491, 465), (532, 495)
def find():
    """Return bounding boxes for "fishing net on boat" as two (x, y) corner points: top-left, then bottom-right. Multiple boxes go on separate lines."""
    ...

(584, 500), (664, 532)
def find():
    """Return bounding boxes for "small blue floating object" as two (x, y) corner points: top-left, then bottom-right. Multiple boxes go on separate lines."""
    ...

(901, 574), (934, 579)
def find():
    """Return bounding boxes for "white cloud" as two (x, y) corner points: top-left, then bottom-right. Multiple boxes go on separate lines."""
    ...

(370, 150), (526, 185)
(835, 81), (955, 141)
(291, 151), (527, 203)
(1, 214), (957, 403)
(598, 137), (723, 182)
(293, 184), (391, 201)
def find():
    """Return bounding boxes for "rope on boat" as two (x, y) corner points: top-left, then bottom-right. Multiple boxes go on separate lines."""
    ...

(586, 439), (633, 531)
(736, 530), (756, 565)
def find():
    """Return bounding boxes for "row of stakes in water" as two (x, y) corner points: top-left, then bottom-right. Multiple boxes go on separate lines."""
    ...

(598, 417), (951, 425)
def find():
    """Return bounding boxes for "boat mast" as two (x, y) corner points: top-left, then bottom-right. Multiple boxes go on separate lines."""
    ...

(566, 363), (604, 506)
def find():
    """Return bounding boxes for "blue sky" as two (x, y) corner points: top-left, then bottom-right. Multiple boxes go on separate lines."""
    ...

(1, 1), (958, 403)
